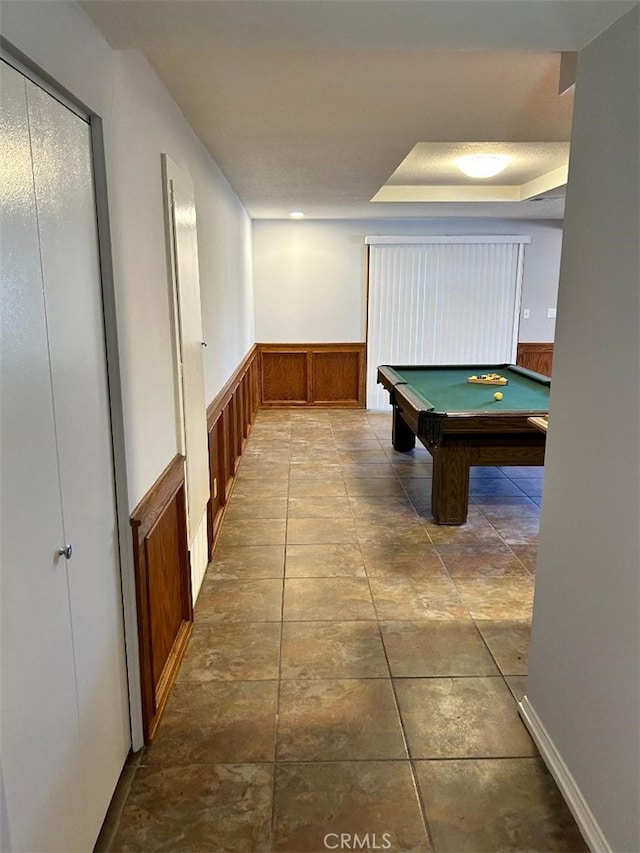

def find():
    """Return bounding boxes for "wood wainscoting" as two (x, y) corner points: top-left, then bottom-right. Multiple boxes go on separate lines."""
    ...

(258, 343), (366, 407)
(130, 455), (193, 743)
(206, 346), (260, 555)
(517, 342), (554, 377)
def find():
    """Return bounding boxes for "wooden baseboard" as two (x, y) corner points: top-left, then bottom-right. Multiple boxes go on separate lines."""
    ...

(130, 455), (193, 743)
(517, 342), (554, 377)
(258, 343), (366, 406)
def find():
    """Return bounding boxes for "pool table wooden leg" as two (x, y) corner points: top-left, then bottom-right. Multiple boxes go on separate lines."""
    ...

(431, 448), (471, 524)
(392, 407), (416, 452)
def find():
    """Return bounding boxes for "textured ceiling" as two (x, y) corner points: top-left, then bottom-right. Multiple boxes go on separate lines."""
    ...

(82, 0), (635, 220)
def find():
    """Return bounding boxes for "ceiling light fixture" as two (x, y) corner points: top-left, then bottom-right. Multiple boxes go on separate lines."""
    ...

(289, 211), (305, 219)
(457, 154), (510, 179)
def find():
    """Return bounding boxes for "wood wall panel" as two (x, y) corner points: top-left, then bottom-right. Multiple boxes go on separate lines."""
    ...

(130, 455), (193, 743)
(261, 350), (309, 403)
(517, 342), (554, 377)
(146, 497), (184, 687)
(258, 344), (366, 407)
(206, 346), (260, 558)
(313, 350), (361, 404)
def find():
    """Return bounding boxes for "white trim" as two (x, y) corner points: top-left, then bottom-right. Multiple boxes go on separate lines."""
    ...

(0, 48), (89, 122)
(92, 120), (144, 752)
(364, 235), (531, 246)
(161, 154), (188, 459)
(190, 510), (209, 603)
(519, 696), (612, 853)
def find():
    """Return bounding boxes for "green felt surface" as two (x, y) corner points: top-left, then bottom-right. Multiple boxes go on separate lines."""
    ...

(392, 365), (550, 414)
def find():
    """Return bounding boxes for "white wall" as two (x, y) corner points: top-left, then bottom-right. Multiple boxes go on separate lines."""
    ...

(253, 218), (562, 343)
(1, 1), (254, 510)
(525, 7), (639, 852)
(107, 50), (254, 505)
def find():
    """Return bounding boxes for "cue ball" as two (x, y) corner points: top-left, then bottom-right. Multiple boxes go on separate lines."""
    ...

(494, 392), (503, 401)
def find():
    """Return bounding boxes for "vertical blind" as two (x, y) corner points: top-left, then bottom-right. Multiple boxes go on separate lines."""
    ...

(366, 236), (529, 409)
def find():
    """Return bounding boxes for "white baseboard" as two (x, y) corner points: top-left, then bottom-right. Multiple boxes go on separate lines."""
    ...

(189, 510), (209, 604)
(518, 695), (610, 853)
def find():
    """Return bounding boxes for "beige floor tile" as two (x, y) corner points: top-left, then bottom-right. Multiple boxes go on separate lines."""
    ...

(289, 462), (343, 480)
(492, 517), (541, 545)
(438, 548), (530, 579)
(144, 681), (278, 765)
(360, 542), (445, 579)
(426, 519), (505, 547)
(392, 462), (433, 479)
(381, 620), (499, 677)
(337, 449), (392, 464)
(283, 577), (376, 621)
(333, 438), (383, 450)
(453, 576), (535, 620)
(207, 544), (285, 579)
(287, 496), (353, 518)
(415, 758), (588, 852)
(511, 543), (539, 573)
(277, 679), (406, 761)
(242, 449), (291, 464)
(475, 619), (531, 675)
(369, 576), (468, 621)
(273, 762), (431, 852)
(289, 450), (340, 464)
(288, 478), (348, 497)
(196, 579), (283, 622)
(287, 517), (358, 545)
(222, 497), (288, 520)
(236, 462), (290, 481)
(478, 501), (541, 520)
(281, 621), (388, 679)
(230, 479), (289, 499)
(349, 496), (419, 523)
(104, 407), (550, 849)
(285, 543), (366, 577)
(344, 476), (404, 495)
(176, 622), (281, 681)
(111, 764), (273, 852)
(356, 519), (431, 546)
(214, 517), (287, 547)
(394, 676), (537, 759)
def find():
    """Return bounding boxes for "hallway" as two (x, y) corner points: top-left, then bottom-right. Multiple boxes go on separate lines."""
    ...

(99, 408), (586, 852)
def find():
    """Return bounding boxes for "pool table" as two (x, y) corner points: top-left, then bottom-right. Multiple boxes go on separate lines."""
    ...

(377, 364), (550, 524)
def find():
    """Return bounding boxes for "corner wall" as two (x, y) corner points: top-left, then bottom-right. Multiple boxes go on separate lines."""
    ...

(525, 7), (639, 851)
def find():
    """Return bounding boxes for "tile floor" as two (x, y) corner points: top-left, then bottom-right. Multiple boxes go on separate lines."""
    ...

(98, 408), (588, 852)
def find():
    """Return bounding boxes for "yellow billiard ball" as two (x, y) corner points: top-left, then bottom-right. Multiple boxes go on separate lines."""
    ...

(494, 391), (503, 401)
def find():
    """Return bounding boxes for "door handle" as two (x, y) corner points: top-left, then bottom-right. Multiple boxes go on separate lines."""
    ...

(57, 544), (73, 560)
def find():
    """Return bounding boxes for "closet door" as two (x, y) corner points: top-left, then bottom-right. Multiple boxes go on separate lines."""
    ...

(0, 61), (85, 853)
(26, 79), (130, 842)
(1, 62), (130, 851)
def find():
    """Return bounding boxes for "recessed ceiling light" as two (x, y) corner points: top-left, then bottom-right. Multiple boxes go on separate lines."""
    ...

(457, 154), (510, 179)
(289, 211), (305, 219)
